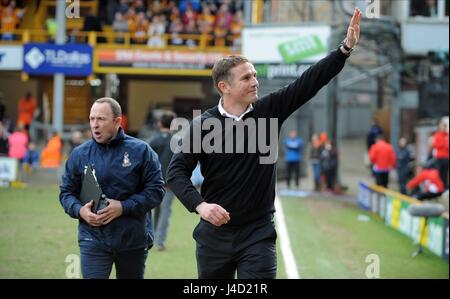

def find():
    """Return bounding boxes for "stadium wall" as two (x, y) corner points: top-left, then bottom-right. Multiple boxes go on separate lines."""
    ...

(358, 181), (449, 261)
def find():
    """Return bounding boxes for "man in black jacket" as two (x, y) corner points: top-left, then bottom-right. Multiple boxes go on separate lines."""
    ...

(149, 111), (176, 251)
(167, 8), (361, 279)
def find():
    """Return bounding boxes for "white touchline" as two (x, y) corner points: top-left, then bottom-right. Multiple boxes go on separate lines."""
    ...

(275, 195), (300, 279)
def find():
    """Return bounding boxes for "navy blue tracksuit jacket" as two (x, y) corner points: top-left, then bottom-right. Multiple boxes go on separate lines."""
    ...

(60, 128), (165, 251)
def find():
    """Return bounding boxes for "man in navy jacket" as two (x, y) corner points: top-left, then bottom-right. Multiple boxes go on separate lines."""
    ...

(60, 97), (165, 279)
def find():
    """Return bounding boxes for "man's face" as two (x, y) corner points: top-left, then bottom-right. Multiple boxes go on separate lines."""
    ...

(289, 130), (297, 138)
(224, 62), (259, 105)
(89, 102), (121, 144)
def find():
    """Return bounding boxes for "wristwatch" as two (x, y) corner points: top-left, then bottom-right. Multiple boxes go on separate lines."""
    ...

(340, 39), (353, 56)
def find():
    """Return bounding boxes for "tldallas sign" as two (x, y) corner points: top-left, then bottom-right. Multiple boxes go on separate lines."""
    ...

(23, 43), (92, 76)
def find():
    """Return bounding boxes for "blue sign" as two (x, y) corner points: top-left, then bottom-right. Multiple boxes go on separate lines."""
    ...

(23, 43), (92, 76)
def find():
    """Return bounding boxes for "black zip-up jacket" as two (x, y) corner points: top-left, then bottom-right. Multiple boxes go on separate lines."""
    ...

(167, 48), (348, 227)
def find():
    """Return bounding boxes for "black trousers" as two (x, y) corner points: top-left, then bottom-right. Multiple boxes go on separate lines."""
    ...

(375, 172), (389, 188)
(193, 215), (277, 279)
(286, 161), (300, 187)
(436, 158), (449, 189)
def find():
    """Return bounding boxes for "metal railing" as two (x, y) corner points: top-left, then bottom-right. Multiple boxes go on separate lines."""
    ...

(0, 29), (241, 52)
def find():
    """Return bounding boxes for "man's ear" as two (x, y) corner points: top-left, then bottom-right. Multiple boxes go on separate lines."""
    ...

(115, 116), (122, 128)
(218, 81), (228, 95)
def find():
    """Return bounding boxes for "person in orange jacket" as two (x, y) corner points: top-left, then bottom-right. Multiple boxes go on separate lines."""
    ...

(432, 119), (449, 189)
(41, 131), (63, 168)
(369, 134), (396, 188)
(17, 92), (37, 131)
(407, 163), (445, 200)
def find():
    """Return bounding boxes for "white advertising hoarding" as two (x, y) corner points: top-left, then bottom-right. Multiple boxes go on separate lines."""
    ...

(0, 157), (18, 182)
(242, 26), (331, 64)
(0, 45), (23, 70)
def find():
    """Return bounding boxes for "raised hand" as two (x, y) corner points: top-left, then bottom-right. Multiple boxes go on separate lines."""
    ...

(345, 7), (362, 49)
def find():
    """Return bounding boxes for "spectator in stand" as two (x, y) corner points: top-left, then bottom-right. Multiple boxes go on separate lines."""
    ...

(229, 10), (243, 49)
(432, 119), (449, 189)
(82, 7), (105, 43)
(319, 131), (328, 146)
(168, 16), (184, 45)
(0, 121), (9, 156)
(214, 3), (231, 47)
(179, 0), (201, 14)
(112, 11), (129, 43)
(148, 111), (176, 252)
(0, 92), (6, 122)
(133, 0), (146, 14)
(22, 141), (39, 174)
(366, 117), (383, 151)
(0, 1), (23, 41)
(46, 18), (57, 42)
(167, 3), (181, 23)
(407, 163), (445, 200)
(320, 140), (338, 192)
(396, 137), (414, 195)
(184, 19), (199, 47)
(310, 133), (322, 192)
(41, 130), (63, 169)
(182, 3), (197, 26)
(84, 127), (92, 141)
(147, 14), (166, 47)
(131, 11), (149, 44)
(68, 28), (80, 44)
(284, 129), (303, 189)
(8, 124), (28, 162)
(17, 91), (37, 132)
(150, 0), (164, 16)
(197, 4), (215, 46)
(369, 134), (396, 188)
(69, 130), (83, 153)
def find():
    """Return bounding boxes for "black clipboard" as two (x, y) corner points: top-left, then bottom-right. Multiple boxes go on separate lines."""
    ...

(80, 164), (105, 213)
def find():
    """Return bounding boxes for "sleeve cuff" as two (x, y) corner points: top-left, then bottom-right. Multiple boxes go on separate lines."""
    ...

(190, 198), (205, 213)
(121, 200), (131, 216)
(74, 203), (83, 219)
(336, 46), (351, 59)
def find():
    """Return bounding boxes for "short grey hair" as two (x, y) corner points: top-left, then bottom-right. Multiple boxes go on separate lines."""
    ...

(212, 55), (250, 95)
(94, 97), (122, 118)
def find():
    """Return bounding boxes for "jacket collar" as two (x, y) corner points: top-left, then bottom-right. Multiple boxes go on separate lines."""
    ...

(93, 127), (125, 147)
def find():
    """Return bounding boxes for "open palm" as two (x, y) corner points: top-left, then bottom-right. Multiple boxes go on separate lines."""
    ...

(346, 8), (362, 48)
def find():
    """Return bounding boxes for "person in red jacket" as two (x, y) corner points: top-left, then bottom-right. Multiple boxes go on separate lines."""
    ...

(407, 163), (445, 200)
(432, 119), (449, 189)
(369, 134), (397, 188)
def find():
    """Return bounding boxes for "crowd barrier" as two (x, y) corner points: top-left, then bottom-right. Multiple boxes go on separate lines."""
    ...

(358, 181), (449, 261)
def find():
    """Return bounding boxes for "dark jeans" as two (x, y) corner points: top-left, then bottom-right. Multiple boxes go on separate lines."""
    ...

(79, 239), (148, 279)
(375, 171), (389, 188)
(397, 167), (410, 194)
(194, 216), (277, 279)
(436, 158), (449, 189)
(323, 169), (337, 190)
(286, 161), (300, 188)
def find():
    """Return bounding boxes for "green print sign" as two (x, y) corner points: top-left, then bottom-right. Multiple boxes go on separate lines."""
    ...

(278, 35), (326, 64)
